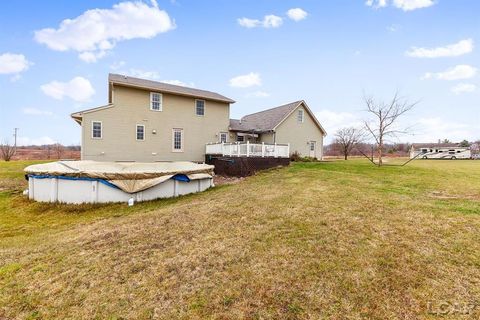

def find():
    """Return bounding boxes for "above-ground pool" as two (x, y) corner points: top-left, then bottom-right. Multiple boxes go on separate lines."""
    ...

(24, 161), (214, 204)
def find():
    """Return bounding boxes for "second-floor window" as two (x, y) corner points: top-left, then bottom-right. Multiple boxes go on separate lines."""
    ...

(136, 124), (145, 141)
(150, 92), (162, 111)
(237, 135), (244, 142)
(297, 109), (304, 123)
(196, 100), (205, 116)
(92, 121), (102, 139)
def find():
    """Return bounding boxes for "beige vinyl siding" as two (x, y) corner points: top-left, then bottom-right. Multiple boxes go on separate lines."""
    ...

(273, 105), (324, 159)
(81, 85), (230, 162)
(259, 133), (274, 144)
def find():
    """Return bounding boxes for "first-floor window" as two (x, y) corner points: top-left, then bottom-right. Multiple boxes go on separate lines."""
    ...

(172, 128), (183, 152)
(236, 135), (244, 142)
(92, 121), (102, 139)
(220, 132), (228, 143)
(136, 124), (145, 141)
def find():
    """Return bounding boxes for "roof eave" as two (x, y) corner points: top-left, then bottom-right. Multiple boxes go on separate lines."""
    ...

(111, 80), (235, 104)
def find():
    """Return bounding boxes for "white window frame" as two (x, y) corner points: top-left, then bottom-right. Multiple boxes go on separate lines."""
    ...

(91, 121), (102, 139)
(150, 92), (163, 111)
(219, 132), (228, 143)
(297, 109), (304, 123)
(172, 128), (184, 152)
(195, 99), (205, 116)
(236, 135), (244, 142)
(136, 124), (145, 141)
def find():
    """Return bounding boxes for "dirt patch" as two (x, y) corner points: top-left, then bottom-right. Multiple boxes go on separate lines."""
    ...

(213, 175), (246, 186)
(428, 191), (480, 201)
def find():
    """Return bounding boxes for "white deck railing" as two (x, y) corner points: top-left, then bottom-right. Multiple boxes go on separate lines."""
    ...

(206, 142), (290, 158)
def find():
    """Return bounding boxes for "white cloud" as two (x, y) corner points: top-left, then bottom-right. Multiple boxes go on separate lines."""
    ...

(393, 0), (435, 11)
(315, 110), (362, 139)
(161, 79), (194, 87)
(229, 72), (262, 88)
(16, 136), (57, 146)
(365, 0), (388, 9)
(422, 65), (477, 81)
(263, 15), (283, 28)
(34, 1), (175, 62)
(117, 68), (193, 86)
(22, 108), (54, 116)
(237, 18), (262, 28)
(122, 68), (161, 80)
(110, 60), (126, 71)
(287, 8), (308, 21)
(413, 117), (475, 142)
(238, 15), (283, 29)
(387, 24), (401, 32)
(451, 83), (476, 95)
(41, 77), (95, 102)
(406, 39), (473, 58)
(0, 53), (32, 76)
(366, 0), (435, 11)
(245, 91), (270, 98)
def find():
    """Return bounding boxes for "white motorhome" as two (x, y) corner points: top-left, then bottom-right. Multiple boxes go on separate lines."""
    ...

(410, 143), (471, 160)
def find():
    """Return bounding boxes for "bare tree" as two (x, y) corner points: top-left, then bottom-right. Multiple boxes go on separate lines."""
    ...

(364, 92), (417, 166)
(53, 143), (64, 159)
(334, 127), (364, 160)
(0, 140), (17, 161)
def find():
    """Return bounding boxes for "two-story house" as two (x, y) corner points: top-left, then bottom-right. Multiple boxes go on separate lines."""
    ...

(71, 74), (326, 162)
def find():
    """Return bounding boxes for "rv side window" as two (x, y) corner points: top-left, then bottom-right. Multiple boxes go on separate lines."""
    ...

(422, 149), (428, 153)
(457, 150), (461, 153)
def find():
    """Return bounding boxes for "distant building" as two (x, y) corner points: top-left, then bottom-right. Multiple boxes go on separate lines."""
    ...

(410, 143), (471, 159)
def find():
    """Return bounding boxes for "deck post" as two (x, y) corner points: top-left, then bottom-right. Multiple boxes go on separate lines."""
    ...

(246, 141), (250, 157)
(274, 143), (277, 158)
(262, 142), (265, 157)
(221, 142), (224, 156)
(237, 142), (240, 157)
(287, 143), (290, 158)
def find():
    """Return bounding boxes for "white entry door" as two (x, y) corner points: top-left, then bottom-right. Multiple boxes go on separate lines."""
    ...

(309, 141), (316, 157)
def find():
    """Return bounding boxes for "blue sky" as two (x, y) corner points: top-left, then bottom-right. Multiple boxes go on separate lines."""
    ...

(0, 0), (479, 145)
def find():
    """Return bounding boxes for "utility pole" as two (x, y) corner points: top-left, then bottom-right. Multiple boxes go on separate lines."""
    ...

(13, 128), (19, 150)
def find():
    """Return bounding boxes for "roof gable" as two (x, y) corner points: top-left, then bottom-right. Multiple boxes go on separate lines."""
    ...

(230, 100), (327, 135)
(109, 73), (235, 103)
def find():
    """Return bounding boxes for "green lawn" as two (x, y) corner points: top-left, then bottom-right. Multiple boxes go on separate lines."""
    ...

(1, 159), (480, 319)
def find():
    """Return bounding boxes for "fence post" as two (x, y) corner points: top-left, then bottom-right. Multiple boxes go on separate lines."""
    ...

(221, 142), (224, 156)
(262, 142), (265, 157)
(246, 141), (250, 157)
(274, 143), (277, 158)
(287, 143), (290, 158)
(237, 142), (240, 157)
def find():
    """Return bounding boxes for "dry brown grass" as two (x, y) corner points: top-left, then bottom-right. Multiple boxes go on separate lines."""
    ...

(1, 159), (480, 319)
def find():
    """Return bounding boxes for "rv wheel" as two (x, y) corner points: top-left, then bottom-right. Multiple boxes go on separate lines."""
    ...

(422, 156), (428, 159)
(451, 156), (457, 160)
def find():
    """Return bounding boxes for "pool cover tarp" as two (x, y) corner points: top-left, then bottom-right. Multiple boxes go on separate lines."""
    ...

(25, 161), (214, 193)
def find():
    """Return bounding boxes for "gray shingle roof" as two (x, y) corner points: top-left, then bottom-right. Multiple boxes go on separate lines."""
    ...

(109, 73), (235, 103)
(229, 101), (303, 132)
